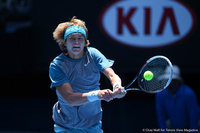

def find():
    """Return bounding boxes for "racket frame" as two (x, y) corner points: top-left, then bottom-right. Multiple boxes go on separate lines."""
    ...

(123, 55), (173, 93)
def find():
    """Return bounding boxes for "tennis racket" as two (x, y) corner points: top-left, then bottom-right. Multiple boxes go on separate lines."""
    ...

(122, 55), (173, 93)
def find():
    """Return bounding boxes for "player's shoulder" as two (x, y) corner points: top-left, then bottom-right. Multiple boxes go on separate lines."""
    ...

(87, 47), (103, 57)
(87, 47), (100, 53)
(50, 53), (65, 65)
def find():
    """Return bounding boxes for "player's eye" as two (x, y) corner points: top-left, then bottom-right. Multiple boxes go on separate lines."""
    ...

(78, 37), (84, 40)
(69, 37), (75, 40)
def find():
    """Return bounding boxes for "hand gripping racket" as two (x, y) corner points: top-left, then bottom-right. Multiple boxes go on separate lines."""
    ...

(122, 55), (173, 93)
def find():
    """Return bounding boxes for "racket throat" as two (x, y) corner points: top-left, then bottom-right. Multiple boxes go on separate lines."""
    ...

(125, 76), (137, 89)
(125, 88), (140, 91)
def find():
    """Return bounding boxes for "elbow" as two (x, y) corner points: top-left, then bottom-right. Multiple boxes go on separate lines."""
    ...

(60, 92), (87, 106)
(65, 97), (82, 106)
(65, 99), (76, 106)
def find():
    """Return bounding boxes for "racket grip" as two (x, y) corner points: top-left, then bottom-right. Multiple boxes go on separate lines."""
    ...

(121, 87), (126, 92)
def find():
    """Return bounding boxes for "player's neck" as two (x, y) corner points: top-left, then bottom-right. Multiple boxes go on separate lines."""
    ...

(64, 52), (84, 59)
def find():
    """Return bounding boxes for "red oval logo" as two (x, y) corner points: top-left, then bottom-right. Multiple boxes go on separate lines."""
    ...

(100, 0), (196, 48)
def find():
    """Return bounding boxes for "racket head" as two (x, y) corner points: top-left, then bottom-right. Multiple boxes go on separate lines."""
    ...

(137, 55), (173, 93)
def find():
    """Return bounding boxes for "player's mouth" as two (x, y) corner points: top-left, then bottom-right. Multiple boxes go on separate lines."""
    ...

(72, 46), (81, 52)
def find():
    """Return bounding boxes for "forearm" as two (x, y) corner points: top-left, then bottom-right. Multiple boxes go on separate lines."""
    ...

(111, 74), (122, 87)
(63, 92), (89, 106)
(103, 68), (122, 89)
(103, 68), (126, 99)
(56, 87), (88, 106)
(57, 84), (114, 106)
(56, 83), (90, 106)
(61, 90), (114, 106)
(112, 76), (123, 92)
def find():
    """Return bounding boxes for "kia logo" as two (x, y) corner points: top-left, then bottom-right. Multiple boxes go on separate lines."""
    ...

(100, 0), (196, 48)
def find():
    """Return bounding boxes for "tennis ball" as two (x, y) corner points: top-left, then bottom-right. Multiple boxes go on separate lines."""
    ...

(143, 71), (154, 81)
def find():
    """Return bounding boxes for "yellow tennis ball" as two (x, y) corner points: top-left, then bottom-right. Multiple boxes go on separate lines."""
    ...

(143, 71), (154, 81)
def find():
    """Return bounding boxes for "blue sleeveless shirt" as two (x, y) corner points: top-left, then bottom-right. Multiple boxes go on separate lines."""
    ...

(49, 47), (114, 129)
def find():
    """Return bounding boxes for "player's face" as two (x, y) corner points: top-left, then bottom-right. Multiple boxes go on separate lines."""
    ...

(65, 33), (85, 59)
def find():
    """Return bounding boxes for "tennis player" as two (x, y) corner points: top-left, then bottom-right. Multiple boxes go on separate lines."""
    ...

(49, 16), (126, 133)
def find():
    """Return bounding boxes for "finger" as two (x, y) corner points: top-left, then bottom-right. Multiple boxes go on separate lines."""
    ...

(107, 89), (115, 98)
(113, 91), (119, 98)
(116, 91), (126, 99)
(102, 91), (113, 101)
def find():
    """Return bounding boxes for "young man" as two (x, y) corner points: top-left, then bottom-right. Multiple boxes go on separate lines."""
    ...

(49, 16), (126, 133)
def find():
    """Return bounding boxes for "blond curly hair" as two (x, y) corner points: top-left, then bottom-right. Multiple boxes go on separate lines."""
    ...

(53, 16), (90, 51)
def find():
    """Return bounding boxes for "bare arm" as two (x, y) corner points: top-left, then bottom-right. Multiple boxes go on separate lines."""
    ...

(56, 83), (89, 106)
(56, 82), (115, 106)
(103, 67), (126, 98)
(103, 67), (122, 89)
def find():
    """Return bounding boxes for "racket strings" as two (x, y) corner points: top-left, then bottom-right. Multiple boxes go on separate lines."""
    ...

(137, 58), (171, 92)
